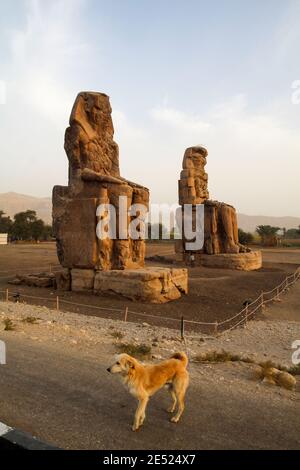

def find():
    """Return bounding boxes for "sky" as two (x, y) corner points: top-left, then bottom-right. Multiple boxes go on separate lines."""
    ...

(0, 0), (299, 216)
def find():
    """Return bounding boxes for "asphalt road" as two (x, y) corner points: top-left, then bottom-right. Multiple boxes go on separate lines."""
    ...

(0, 335), (299, 450)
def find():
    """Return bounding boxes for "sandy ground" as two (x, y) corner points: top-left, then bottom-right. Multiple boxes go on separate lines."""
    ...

(0, 243), (299, 333)
(0, 281), (299, 449)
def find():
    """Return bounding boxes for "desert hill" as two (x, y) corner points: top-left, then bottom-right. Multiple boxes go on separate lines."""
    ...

(0, 192), (52, 224)
(0, 192), (299, 232)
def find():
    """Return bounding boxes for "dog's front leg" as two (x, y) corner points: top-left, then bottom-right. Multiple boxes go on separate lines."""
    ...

(132, 396), (148, 431)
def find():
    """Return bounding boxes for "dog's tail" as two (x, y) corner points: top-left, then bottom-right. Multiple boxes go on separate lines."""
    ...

(171, 351), (188, 368)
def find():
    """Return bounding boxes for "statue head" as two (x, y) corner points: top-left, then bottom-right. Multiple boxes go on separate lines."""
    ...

(183, 145), (208, 170)
(69, 91), (114, 138)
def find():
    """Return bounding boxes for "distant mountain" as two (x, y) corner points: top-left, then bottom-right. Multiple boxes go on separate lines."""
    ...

(0, 192), (299, 232)
(237, 213), (300, 233)
(0, 192), (52, 224)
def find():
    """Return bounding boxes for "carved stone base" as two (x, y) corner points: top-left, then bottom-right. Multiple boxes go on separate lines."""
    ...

(70, 267), (188, 303)
(183, 251), (262, 271)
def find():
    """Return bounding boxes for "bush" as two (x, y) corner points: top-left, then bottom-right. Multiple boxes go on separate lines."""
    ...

(238, 229), (254, 245)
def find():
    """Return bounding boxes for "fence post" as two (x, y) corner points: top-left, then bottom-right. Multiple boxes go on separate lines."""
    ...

(244, 304), (248, 327)
(261, 290), (265, 308)
(276, 286), (280, 301)
(214, 320), (218, 335)
(49, 264), (52, 273)
(124, 307), (128, 322)
(56, 296), (59, 311)
(5, 288), (8, 302)
(180, 316), (185, 340)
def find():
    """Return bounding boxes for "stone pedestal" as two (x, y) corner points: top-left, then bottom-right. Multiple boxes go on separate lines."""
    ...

(70, 267), (188, 303)
(183, 251), (262, 271)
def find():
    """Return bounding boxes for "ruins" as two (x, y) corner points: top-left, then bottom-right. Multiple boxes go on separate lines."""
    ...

(176, 146), (262, 270)
(52, 92), (188, 302)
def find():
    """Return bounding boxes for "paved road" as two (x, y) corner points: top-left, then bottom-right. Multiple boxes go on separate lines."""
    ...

(0, 335), (299, 450)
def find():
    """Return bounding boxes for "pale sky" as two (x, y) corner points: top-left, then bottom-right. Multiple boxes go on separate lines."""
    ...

(0, 0), (299, 216)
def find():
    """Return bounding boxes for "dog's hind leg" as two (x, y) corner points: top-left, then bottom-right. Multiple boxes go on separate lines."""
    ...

(132, 396), (149, 431)
(167, 386), (177, 413)
(170, 374), (189, 423)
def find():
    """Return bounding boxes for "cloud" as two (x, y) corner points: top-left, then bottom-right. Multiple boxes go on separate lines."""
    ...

(148, 94), (300, 216)
(8, 0), (90, 126)
(0, 0), (92, 196)
(150, 106), (211, 134)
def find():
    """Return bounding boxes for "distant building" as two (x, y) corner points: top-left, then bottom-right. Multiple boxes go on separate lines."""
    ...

(0, 233), (8, 245)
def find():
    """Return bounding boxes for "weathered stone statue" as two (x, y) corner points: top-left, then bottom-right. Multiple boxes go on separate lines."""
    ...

(53, 91), (188, 302)
(179, 146), (209, 205)
(176, 145), (262, 270)
(53, 92), (149, 272)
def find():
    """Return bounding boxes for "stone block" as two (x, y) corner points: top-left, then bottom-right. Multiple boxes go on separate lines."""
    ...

(72, 269), (95, 291)
(94, 267), (188, 303)
(55, 269), (71, 291)
(183, 251), (262, 271)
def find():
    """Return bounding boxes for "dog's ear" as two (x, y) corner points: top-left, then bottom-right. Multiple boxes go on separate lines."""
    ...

(126, 358), (135, 370)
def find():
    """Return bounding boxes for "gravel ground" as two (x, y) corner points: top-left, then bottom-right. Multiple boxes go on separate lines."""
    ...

(1, 294), (299, 368)
(0, 288), (299, 449)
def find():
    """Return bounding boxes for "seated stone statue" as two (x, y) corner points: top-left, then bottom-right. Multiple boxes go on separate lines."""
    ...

(53, 91), (149, 271)
(177, 145), (248, 256)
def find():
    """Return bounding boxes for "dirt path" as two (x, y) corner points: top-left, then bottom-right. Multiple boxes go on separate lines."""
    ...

(263, 281), (300, 322)
(0, 335), (299, 450)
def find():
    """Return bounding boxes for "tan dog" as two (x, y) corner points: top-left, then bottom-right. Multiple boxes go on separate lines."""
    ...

(107, 352), (189, 431)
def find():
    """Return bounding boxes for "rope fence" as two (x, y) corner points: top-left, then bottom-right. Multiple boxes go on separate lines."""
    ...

(0, 267), (299, 338)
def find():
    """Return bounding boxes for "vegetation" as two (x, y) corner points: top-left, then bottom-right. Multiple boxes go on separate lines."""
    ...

(116, 342), (152, 358)
(256, 225), (281, 247)
(194, 350), (300, 376)
(238, 228), (254, 245)
(110, 330), (124, 340)
(283, 226), (300, 239)
(0, 210), (13, 233)
(3, 318), (16, 331)
(21, 316), (39, 324)
(0, 209), (52, 242)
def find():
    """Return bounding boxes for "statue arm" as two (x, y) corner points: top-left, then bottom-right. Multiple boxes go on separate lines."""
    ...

(81, 168), (148, 191)
(81, 168), (124, 185)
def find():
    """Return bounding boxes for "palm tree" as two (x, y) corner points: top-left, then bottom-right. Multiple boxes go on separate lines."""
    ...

(256, 225), (280, 247)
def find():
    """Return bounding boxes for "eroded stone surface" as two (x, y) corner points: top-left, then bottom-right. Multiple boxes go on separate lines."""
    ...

(179, 146), (209, 205)
(9, 273), (55, 288)
(183, 251), (262, 271)
(55, 269), (71, 291)
(53, 92), (149, 272)
(177, 145), (262, 270)
(94, 267), (188, 303)
(72, 269), (95, 292)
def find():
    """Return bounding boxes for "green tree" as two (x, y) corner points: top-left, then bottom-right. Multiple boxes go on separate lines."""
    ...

(10, 210), (51, 242)
(285, 228), (300, 239)
(42, 224), (53, 241)
(11, 210), (36, 240)
(0, 210), (13, 234)
(256, 225), (280, 247)
(238, 228), (254, 245)
(31, 219), (45, 242)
